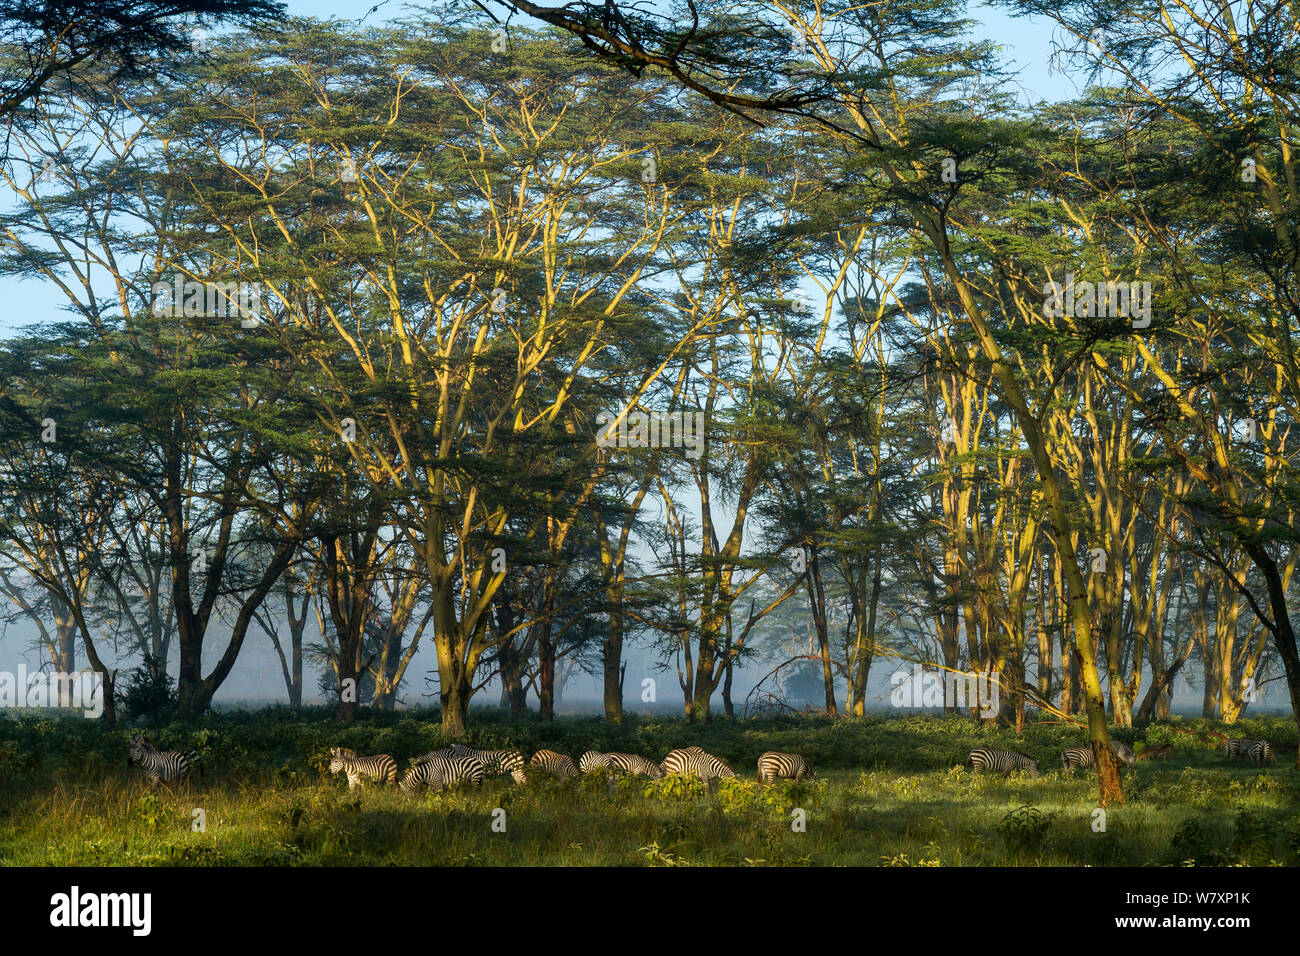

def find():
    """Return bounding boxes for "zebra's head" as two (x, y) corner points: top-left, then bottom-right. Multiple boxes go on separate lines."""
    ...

(398, 767), (419, 793)
(1024, 758), (1040, 777)
(328, 747), (349, 774)
(578, 751), (604, 773)
(128, 737), (154, 765)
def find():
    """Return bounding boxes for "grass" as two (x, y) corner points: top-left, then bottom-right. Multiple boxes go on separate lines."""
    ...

(0, 710), (1297, 866)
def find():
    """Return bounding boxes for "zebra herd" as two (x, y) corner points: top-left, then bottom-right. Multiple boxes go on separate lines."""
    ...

(317, 743), (805, 793)
(965, 736), (1279, 777)
(127, 732), (1282, 792)
(1223, 738), (1275, 764)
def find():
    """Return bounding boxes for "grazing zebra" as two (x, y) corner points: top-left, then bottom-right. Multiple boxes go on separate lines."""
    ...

(328, 747), (397, 789)
(128, 737), (199, 789)
(448, 743), (527, 784)
(964, 748), (1039, 776)
(529, 749), (578, 778)
(1247, 740), (1275, 764)
(579, 751), (664, 778)
(660, 747), (735, 781)
(578, 750), (606, 774)
(757, 752), (814, 784)
(1061, 740), (1137, 770)
(409, 748), (455, 766)
(399, 753), (486, 793)
(1224, 737), (1253, 758)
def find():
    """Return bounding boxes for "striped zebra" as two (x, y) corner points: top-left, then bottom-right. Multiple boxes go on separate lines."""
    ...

(328, 747), (397, 789)
(399, 753), (486, 793)
(661, 747), (735, 781)
(449, 743), (527, 784)
(409, 748), (455, 766)
(1247, 740), (1275, 764)
(964, 747), (1039, 776)
(756, 751), (814, 783)
(579, 751), (664, 778)
(1224, 737), (1252, 758)
(1061, 740), (1137, 770)
(529, 749), (578, 778)
(128, 737), (199, 789)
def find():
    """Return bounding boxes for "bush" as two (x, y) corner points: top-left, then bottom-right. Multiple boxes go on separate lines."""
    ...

(1168, 817), (1223, 865)
(996, 805), (1053, 851)
(119, 655), (177, 725)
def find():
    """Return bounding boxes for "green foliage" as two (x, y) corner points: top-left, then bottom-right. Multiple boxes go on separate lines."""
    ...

(1168, 818), (1222, 866)
(995, 805), (1054, 851)
(134, 793), (164, 829)
(119, 655), (177, 725)
(1228, 807), (1276, 865)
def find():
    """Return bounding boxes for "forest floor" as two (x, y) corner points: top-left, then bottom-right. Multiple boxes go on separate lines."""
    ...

(1, 710), (1297, 866)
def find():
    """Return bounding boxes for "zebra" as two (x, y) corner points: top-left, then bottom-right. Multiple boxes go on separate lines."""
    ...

(1224, 737), (1254, 759)
(757, 751), (814, 784)
(127, 737), (199, 789)
(579, 751), (664, 778)
(449, 743), (527, 783)
(399, 752), (486, 793)
(578, 750), (607, 774)
(1247, 740), (1275, 764)
(964, 747), (1039, 776)
(328, 747), (397, 789)
(409, 748), (455, 766)
(1061, 740), (1137, 770)
(660, 747), (735, 781)
(529, 749), (578, 778)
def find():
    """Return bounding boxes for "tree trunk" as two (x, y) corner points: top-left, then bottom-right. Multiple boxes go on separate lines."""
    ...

(1244, 543), (1300, 768)
(175, 623), (211, 720)
(538, 620), (556, 722)
(53, 606), (77, 708)
(850, 551), (882, 716)
(602, 603), (624, 724)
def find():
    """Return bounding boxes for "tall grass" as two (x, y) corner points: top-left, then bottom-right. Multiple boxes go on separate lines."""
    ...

(1, 710), (1296, 865)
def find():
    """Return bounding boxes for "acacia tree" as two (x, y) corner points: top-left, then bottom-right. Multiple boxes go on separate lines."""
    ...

(483, 0), (1131, 802)
(0, 343), (124, 718)
(0, 0), (284, 127)
(0, 68), (326, 718)
(995, 0), (1300, 763)
(157, 19), (720, 734)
